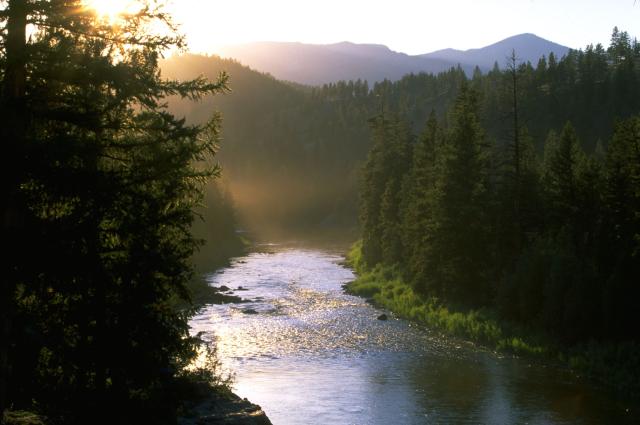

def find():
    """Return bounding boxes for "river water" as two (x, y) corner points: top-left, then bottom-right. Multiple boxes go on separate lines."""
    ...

(189, 246), (638, 424)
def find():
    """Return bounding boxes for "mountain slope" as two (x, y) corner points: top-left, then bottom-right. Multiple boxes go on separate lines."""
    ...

(216, 34), (570, 85)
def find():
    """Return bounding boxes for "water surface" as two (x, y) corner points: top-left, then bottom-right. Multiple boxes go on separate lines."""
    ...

(190, 246), (638, 424)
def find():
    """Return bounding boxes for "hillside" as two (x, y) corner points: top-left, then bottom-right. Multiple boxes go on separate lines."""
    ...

(161, 54), (365, 236)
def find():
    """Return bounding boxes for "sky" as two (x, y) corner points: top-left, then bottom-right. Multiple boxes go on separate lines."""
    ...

(163, 0), (640, 55)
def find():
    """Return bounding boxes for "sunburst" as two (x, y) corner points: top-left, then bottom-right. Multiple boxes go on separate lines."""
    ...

(84, 0), (140, 23)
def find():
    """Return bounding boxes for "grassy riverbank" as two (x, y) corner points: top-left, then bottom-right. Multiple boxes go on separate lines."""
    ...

(344, 241), (640, 399)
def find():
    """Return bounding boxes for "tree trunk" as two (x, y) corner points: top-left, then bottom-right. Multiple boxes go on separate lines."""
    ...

(1, 0), (28, 417)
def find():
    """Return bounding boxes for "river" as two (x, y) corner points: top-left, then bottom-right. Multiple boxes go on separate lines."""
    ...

(189, 245), (638, 424)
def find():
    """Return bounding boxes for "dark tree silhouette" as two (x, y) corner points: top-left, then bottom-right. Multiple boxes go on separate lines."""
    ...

(1, 1), (228, 422)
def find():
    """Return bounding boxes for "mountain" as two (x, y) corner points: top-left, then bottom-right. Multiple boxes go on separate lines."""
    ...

(421, 33), (571, 70)
(216, 34), (570, 85)
(216, 41), (459, 86)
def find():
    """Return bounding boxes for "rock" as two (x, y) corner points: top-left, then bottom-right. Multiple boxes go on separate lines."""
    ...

(179, 391), (272, 425)
(212, 293), (245, 304)
(236, 286), (249, 291)
(377, 313), (388, 321)
(243, 308), (259, 315)
(219, 285), (231, 292)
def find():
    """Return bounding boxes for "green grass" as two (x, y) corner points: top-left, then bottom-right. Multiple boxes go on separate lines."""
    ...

(344, 242), (640, 399)
(344, 262), (546, 356)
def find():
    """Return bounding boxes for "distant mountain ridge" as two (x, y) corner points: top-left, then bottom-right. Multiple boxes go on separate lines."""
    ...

(216, 41), (457, 86)
(217, 34), (570, 85)
(421, 33), (571, 70)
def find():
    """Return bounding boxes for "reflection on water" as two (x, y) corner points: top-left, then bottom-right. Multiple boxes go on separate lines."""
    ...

(190, 248), (638, 425)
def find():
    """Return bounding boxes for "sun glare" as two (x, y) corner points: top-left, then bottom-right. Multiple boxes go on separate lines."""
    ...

(84, 0), (139, 22)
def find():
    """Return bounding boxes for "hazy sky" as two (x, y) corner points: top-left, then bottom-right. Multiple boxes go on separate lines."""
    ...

(165, 0), (639, 54)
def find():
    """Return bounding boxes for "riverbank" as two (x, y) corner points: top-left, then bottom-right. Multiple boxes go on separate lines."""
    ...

(176, 251), (272, 425)
(344, 242), (640, 400)
(4, 392), (271, 425)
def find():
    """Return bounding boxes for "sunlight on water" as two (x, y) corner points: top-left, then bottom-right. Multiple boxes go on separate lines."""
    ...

(190, 248), (639, 425)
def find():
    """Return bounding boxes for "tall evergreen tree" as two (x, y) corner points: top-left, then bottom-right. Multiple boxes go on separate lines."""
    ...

(0, 0), (28, 414)
(601, 116), (640, 339)
(1, 1), (228, 422)
(360, 116), (411, 267)
(429, 84), (493, 306)
(401, 112), (440, 291)
(542, 122), (586, 235)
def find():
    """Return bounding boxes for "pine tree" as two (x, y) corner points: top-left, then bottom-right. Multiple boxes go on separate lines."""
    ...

(380, 177), (404, 264)
(401, 112), (440, 291)
(360, 117), (390, 267)
(429, 84), (493, 306)
(1, 1), (228, 422)
(0, 0), (28, 414)
(601, 115), (640, 339)
(360, 116), (411, 267)
(542, 122), (586, 233)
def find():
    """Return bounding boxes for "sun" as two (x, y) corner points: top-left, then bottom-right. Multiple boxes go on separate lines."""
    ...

(84, 0), (140, 22)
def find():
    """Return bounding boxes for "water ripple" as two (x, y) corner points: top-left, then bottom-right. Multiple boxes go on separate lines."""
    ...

(190, 248), (639, 425)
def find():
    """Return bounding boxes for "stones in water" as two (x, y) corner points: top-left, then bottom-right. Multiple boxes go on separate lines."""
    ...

(377, 314), (388, 321)
(243, 308), (259, 315)
(213, 293), (245, 304)
(219, 285), (231, 292)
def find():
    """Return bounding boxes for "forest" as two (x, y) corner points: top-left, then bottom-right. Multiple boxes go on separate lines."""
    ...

(356, 27), (640, 385)
(163, 28), (639, 241)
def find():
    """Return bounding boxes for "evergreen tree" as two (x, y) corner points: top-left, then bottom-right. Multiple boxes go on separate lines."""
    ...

(542, 122), (586, 235)
(429, 84), (493, 306)
(1, 1), (228, 422)
(380, 176), (404, 264)
(401, 112), (441, 291)
(601, 116), (640, 339)
(360, 116), (411, 267)
(0, 0), (28, 414)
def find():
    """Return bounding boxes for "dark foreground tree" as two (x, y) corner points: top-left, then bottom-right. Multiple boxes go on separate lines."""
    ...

(0, 1), (228, 423)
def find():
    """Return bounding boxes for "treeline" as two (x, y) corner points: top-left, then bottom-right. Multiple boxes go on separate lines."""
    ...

(164, 28), (640, 235)
(1, 1), (231, 423)
(359, 30), (640, 346)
